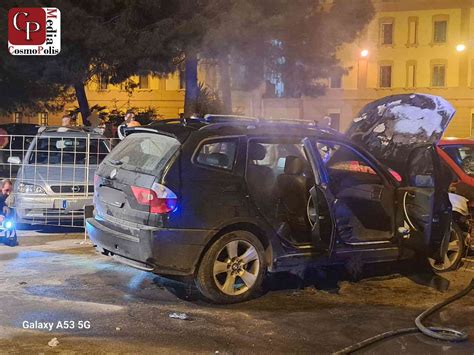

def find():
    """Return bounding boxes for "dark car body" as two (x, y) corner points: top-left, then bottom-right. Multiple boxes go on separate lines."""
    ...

(87, 94), (454, 303)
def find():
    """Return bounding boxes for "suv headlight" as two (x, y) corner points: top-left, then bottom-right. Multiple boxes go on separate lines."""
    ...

(17, 182), (46, 194)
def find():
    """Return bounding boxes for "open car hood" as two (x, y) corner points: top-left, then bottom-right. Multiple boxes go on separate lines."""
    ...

(346, 93), (456, 175)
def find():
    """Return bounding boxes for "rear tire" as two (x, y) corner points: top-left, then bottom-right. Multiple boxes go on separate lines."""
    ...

(195, 231), (266, 304)
(428, 223), (465, 273)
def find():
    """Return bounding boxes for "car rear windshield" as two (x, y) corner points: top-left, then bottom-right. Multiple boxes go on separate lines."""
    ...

(104, 132), (180, 175)
(441, 144), (474, 177)
(29, 137), (110, 165)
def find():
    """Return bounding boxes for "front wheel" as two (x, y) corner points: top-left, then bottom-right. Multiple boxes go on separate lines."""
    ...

(195, 231), (266, 304)
(428, 223), (465, 272)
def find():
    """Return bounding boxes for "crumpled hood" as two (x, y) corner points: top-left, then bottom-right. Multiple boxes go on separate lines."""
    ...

(346, 93), (456, 174)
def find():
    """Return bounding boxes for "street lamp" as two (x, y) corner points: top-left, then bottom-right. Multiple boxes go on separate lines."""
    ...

(456, 44), (466, 52)
(360, 49), (369, 58)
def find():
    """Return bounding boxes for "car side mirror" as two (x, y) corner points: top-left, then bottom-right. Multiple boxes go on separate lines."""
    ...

(7, 156), (21, 164)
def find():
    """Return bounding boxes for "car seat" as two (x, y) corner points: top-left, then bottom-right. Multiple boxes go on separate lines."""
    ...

(277, 155), (312, 234)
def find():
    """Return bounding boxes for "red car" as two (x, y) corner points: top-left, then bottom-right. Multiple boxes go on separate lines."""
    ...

(434, 138), (474, 271)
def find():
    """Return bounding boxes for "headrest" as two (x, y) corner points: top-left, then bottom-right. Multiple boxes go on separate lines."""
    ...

(206, 153), (229, 168)
(284, 156), (305, 175)
(248, 143), (267, 161)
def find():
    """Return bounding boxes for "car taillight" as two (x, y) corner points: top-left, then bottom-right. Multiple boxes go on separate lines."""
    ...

(131, 183), (178, 214)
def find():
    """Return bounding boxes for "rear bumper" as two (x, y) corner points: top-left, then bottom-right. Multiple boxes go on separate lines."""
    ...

(86, 217), (212, 276)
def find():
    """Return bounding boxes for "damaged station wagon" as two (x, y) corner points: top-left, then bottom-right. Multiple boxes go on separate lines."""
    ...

(88, 94), (455, 303)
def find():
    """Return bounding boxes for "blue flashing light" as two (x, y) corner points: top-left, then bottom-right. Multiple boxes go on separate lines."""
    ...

(4, 220), (13, 229)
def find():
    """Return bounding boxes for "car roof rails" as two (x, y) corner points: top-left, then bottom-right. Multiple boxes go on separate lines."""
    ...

(203, 114), (319, 128)
(38, 126), (95, 134)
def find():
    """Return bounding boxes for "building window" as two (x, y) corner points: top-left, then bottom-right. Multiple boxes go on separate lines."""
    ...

(406, 62), (416, 88)
(328, 113), (341, 131)
(379, 65), (392, 88)
(432, 64), (446, 87)
(472, 113), (474, 136)
(433, 20), (447, 43)
(98, 75), (108, 91)
(179, 68), (186, 90)
(329, 73), (342, 88)
(138, 75), (149, 89)
(39, 112), (48, 126)
(407, 17), (418, 46)
(380, 22), (394, 45)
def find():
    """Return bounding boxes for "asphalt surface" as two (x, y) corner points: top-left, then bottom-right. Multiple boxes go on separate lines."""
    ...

(0, 229), (473, 354)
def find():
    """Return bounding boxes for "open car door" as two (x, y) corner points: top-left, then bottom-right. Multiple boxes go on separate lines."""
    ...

(395, 144), (452, 261)
(302, 137), (336, 255)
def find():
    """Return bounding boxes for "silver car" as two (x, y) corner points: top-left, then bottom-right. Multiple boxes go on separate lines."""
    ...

(13, 127), (110, 226)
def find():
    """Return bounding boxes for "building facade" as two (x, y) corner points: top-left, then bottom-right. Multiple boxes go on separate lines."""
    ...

(232, 0), (474, 137)
(3, 0), (473, 137)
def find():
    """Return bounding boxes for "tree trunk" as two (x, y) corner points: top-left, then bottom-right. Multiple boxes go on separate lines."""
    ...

(183, 52), (199, 118)
(74, 82), (91, 126)
(219, 54), (232, 113)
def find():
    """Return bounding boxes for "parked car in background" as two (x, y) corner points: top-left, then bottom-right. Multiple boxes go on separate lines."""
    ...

(432, 138), (474, 270)
(88, 94), (456, 303)
(13, 126), (110, 226)
(0, 123), (40, 179)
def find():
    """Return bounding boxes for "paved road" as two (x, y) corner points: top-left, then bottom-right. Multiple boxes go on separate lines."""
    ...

(0, 231), (473, 354)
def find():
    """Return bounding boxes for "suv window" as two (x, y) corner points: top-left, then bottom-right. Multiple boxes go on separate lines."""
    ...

(196, 139), (238, 170)
(105, 133), (180, 174)
(317, 141), (383, 192)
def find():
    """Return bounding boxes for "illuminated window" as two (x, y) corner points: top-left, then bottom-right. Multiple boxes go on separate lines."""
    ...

(471, 113), (474, 136)
(138, 75), (149, 89)
(433, 20), (447, 43)
(407, 17), (418, 46)
(330, 73), (342, 88)
(379, 65), (392, 88)
(432, 64), (446, 87)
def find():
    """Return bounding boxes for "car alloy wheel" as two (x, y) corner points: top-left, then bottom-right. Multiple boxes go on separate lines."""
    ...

(213, 240), (260, 296)
(429, 223), (464, 272)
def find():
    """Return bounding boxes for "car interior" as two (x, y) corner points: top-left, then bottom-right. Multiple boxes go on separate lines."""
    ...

(246, 139), (395, 247)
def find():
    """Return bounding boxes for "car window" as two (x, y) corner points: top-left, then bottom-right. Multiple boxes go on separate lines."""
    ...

(250, 142), (305, 174)
(196, 139), (238, 170)
(29, 137), (109, 165)
(316, 141), (383, 192)
(441, 145), (474, 177)
(105, 133), (180, 174)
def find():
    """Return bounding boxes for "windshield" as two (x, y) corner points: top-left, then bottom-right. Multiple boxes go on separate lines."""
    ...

(28, 137), (110, 165)
(441, 144), (474, 177)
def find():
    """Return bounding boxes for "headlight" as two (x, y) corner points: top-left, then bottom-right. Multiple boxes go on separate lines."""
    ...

(17, 182), (46, 194)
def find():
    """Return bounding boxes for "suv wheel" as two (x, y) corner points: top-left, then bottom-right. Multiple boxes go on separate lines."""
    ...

(428, 223), (465, 273)
(196, 231), (266, 304)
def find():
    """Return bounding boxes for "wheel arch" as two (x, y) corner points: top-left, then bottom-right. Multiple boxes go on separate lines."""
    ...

(194, 222), (273, 276)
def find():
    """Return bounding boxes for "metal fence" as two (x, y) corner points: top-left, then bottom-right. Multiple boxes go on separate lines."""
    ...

(0, 133), (119, 228)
